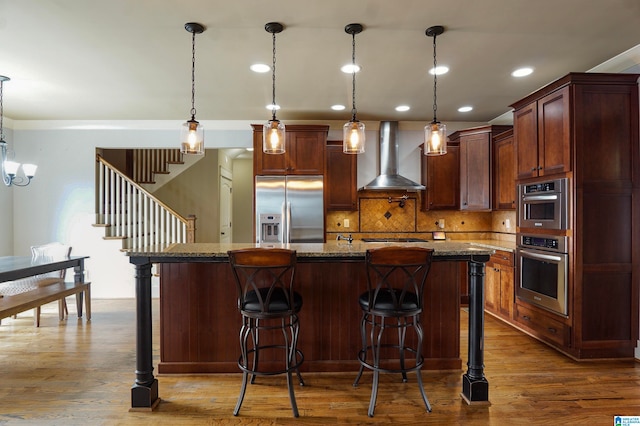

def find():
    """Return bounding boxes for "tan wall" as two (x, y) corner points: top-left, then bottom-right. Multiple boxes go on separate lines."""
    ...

(154, 150), (220, 242)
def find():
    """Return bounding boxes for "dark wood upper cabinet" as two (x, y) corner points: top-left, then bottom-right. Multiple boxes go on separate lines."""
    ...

(513, 86), (571, 179)
(252, 124), (328, 175)
(493, 129), (515, 210)
(420, 142), (459, 211)
(326, 140), (357, 211)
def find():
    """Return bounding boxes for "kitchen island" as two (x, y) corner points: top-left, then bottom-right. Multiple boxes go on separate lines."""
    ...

(127, 240), (494, 410)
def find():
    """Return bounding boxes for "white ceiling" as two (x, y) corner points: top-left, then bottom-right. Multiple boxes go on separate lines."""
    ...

(1, 0), (640, 124)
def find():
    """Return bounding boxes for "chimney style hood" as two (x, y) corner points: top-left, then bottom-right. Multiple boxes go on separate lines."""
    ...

(361, 121), (426, 191)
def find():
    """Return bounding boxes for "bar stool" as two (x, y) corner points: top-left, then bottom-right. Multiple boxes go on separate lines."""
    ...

(353, 246), (434, 417)
(227, 248), (305, 417)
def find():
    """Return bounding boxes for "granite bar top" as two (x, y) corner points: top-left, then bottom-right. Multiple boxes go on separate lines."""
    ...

(126, 239), (501, 259)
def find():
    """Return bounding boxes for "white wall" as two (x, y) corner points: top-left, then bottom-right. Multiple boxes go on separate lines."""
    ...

(0, 126), (14, 255)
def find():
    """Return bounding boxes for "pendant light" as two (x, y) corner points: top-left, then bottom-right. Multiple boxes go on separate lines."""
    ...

(343, 23), (365, 154)
(424, 25), (447, 156)
(180, 22), (205, 155)
(1, 75), (37, 187)
(263, 22), (285, 154)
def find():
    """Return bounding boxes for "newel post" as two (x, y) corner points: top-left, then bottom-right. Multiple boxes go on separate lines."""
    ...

(186, 215), (196, 243)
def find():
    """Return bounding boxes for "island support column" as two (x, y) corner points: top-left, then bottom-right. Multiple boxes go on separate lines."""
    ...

(130, 258), (159, 410)
(461, 257), (490, 404)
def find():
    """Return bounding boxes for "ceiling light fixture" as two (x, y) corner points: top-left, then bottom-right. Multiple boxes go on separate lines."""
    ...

(343, 23), (365, 154)
(458, 106), (473, 112)
(250, 63), (270, 73)
(263, 22), (286, 154)
(512, 67), (533, 77)
(396, 105), (410, 112)
(1, 76), (37, 187)
(424, 25), (447, 156)
(180, 22), (206, 155)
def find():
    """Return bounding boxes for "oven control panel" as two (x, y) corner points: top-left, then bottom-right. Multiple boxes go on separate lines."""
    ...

(519, 234), (567, 253)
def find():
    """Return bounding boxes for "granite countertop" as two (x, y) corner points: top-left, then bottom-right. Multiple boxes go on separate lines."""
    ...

(126, 239), (500, 259)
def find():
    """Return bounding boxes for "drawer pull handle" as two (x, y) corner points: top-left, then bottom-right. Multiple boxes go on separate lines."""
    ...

(522, 315), (531, 321)
(548, 327), (557, 334)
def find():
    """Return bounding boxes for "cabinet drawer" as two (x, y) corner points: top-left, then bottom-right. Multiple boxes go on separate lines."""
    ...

(515, 303), (570, 347)
(490, 250), (513, 267)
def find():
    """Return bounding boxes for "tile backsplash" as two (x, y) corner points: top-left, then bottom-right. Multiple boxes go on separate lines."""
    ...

(327, 190), (515, 241)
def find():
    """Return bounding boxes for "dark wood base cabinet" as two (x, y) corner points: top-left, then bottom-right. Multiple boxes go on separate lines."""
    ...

(511, 72), (640, 360)
(159, 260), (464, 374)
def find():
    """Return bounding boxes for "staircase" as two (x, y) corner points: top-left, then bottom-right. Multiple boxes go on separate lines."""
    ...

(94, 151), (196, 251)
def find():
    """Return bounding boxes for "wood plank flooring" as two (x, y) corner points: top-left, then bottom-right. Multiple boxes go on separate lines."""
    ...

(1, 299), (639, 425)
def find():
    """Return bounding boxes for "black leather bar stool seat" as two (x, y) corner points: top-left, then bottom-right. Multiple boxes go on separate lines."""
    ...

(353, 246), (434, 417)
(227, 248), (305, 417)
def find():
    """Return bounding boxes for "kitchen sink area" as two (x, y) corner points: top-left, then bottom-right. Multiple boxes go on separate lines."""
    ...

(360, 237), (429, 243)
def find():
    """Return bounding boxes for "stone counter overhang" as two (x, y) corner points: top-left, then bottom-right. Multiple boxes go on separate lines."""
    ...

(126, 239), (504, 260)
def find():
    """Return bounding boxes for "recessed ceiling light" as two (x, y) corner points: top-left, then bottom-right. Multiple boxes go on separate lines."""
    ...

(395, 105), (410, 112)
(429, 65), (449, 75)
(512, 67), (533, 77)
(266, 104), (280, 110)
(341, 64), (361, 73)
(458, 106), (473, 112)
(331, 104), (346, 111)
(250, 63), (270, 73)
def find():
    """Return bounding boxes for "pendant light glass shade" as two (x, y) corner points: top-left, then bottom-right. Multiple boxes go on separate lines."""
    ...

(263, 22), (285, 154)
(424, 121), (447, 155)
(424, 25), (447, 156)
(180, 119), (204, 154)
(343, 120), (365, 154)
(343, 23), (365, 154)
(263, 119), (286, 154)
(181, 22), (205, 155)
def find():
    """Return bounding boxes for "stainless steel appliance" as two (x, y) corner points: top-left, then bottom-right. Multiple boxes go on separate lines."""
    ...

(517, 177), (569, 230)
(516, 233), (569, 316)
(255, 175), (324, 243)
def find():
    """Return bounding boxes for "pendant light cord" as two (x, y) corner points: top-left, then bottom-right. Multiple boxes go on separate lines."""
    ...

(190, 30), (197, 121)
(432, 33), (438, 124)
(351, 31), (357, 122)
(271, 31), (277, 121)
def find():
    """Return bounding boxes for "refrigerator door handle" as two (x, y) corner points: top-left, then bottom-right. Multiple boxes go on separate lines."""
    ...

(285, 201), (292, 243)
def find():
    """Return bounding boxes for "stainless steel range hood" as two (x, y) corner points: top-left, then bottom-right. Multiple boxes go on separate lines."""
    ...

(361, 121), (426, 191)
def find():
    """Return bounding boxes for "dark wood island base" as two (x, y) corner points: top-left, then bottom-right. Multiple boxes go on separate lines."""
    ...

(128, 241), (493, 410)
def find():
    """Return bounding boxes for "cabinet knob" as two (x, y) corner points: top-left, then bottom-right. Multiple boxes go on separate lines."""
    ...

(531, 167), (536, 171)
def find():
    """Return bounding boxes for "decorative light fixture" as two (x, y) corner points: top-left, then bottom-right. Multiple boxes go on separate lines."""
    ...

(1, 76), (37, 187)
(424, 25), (447, 156)
(180, 22), (205, 155)
(343, 23), (365, 154)
(263, 22), (286, 154)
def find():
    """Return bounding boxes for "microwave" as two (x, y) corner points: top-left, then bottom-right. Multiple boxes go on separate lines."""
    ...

(517, 178), (569, 230)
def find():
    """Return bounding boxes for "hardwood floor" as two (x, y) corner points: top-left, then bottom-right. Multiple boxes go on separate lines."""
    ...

(1, 299), (639, 425)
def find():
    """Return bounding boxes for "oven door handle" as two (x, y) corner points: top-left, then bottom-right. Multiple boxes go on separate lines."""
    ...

(522, 194), (559, 202)
(519, 248), (564, 262)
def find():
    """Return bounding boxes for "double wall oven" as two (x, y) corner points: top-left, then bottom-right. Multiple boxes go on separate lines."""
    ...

(516, 177), (570, 316)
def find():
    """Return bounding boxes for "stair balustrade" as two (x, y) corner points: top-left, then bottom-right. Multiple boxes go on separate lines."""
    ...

(95, 155), (195, 250)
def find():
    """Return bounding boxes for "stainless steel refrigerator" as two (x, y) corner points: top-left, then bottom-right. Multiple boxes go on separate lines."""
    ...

(255, 175), (324, 243)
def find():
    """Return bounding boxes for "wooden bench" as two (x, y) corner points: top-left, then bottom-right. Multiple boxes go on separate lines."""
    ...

(0, 281), (91, 324)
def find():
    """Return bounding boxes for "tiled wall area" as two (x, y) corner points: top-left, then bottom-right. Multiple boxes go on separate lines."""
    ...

(326, 190), (516, 242)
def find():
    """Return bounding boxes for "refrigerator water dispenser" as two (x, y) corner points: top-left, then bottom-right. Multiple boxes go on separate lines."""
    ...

(259, 213), (282, 243)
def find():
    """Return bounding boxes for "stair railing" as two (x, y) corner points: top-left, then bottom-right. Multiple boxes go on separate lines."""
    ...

(95, 154), (196, 250)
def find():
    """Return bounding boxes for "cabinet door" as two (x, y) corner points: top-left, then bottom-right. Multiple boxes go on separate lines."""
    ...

(288, 131), (326, 175)
(326, 141), (357, 210)
(422, 144), (460, 210)
(499, 265), (514, 319)
(460, 133), (491, 210)
(514, 102), (539, 179)
(538, 86), (571, 177)
(493, 131), (516, 210)
(253, 130), (288, 175)
(485, 263), (500, 314)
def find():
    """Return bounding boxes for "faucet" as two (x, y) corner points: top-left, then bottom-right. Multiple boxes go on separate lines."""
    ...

(336, 233), (353, 244)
